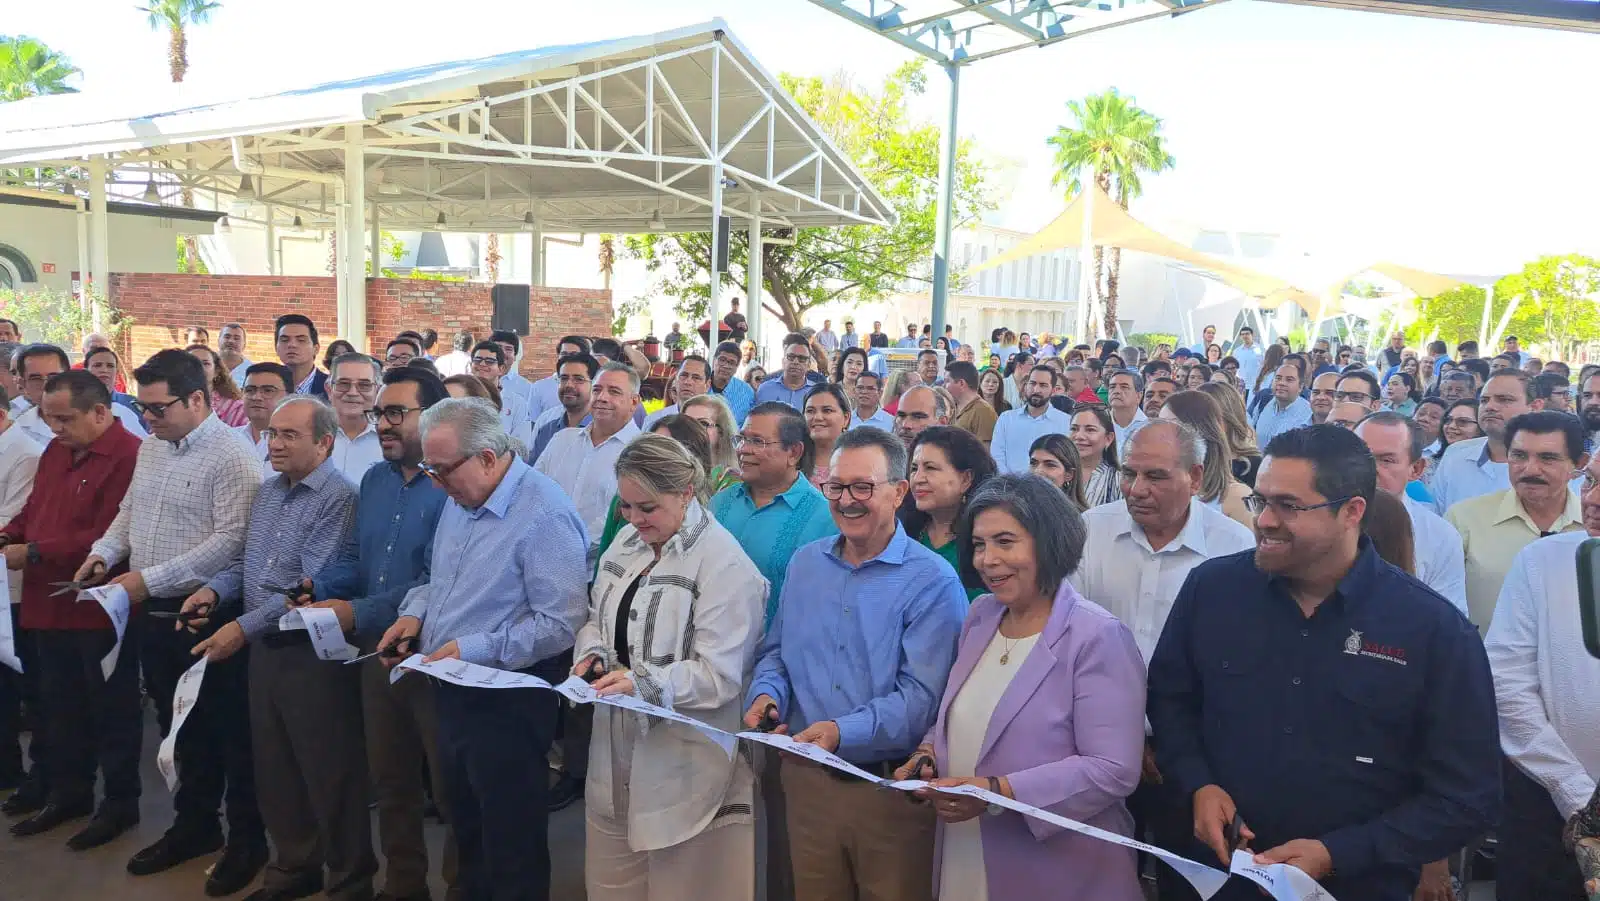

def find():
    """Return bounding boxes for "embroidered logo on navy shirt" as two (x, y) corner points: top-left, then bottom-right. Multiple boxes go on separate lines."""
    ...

(1344, 628), (1408, 666)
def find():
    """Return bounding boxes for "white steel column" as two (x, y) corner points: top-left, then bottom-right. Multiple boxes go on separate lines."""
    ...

(529, 214), (545, 286)
(1478, 284), (1494, 346)
(88, 155), (110, 327)
(709, 166), (724, 353)
(746, 214), (762, 357)
(1073, 167), (1096, 342)
(341, 128), (367, 345)
(369, 200), (381, 279)
(74, 199), (89, 310)
(265, 205), (277, 276)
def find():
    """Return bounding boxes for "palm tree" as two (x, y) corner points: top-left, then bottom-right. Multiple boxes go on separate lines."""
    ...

(1047, 89), (1175, 338)
(139, 0), (220, 271)
(138, 0), (220, 84)
(598, 235), (616, 291)
(0, 35), (81, 101)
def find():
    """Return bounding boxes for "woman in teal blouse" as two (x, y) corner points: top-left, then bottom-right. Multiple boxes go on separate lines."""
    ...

(898, 426), (997, 601)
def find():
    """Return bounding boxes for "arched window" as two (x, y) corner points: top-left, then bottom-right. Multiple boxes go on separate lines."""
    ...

(0, 244), (37, 288)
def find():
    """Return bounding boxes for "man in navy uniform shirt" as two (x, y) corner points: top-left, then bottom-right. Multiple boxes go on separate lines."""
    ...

(1148, 424), (1500, 901)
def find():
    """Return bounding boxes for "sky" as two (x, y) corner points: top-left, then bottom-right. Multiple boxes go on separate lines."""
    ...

(8, 0), (1600, 278)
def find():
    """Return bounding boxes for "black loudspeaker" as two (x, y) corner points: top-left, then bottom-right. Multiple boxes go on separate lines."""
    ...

(491, 283), (531, 336)
(715, 216), (730, 271)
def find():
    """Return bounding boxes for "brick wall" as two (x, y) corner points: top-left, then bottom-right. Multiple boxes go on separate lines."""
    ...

(108, 274), (612, 378)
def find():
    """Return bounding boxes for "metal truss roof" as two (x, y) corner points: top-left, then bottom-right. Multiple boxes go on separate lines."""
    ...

(0, 20), (894, 234)
(807, 0), (1599, 65)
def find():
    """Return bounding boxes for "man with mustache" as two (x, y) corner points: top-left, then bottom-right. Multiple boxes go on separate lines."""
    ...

(1447, 411), (1586, 633)
(1578, 371), (1600, 449)
(744, 427), (964, 901)
(234, 363), (293, 476)
(990, 366), (1071, 474)
(527, 352), (598, 465)
(1148, 424), (1500, 901)
(301, 366), (456, 901)
(1073, 420), (1254, 901)
(1433, 370), (1543, 514)
(1483, 451), (1600, 901)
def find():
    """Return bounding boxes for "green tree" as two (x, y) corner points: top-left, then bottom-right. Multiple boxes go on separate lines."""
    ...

(1047, 89), (1175, 338)
(623, 61), (992, 334)
(1497, 254), (1600, 359)
(0, 35), (81, 101)
(138, 0), (219, 83)
(140, 0), (220, 271)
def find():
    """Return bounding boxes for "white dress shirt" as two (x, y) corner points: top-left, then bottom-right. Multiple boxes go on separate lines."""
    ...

(434, 350), (472, 377)
(228, 358), (254, 389)
(989, 404), (1073, 474)
(496, 383), (536, 451)
(527, 373), (561, 424)
(1401, 494), (1468, 616)
(1070, 497), (1256, 663)
(534, 420), (641, 560)
(90, 414), (262, 598)
(1485, 531), (1600, 819)
(849, 407), (894, 431)
(10, 404), (54, 446)
(642, 403), (679, 431)
(8, 395), (27, 416)
(331, 422), (385, 487)
(1112, 407), (1148, 459)
(1430, 436), (1506, 514)
(0, 425), (43, 606)
(232, 423), (271, 479)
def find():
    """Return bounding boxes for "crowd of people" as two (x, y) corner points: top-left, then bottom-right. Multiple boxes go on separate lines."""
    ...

(0, 309), (1596, 901)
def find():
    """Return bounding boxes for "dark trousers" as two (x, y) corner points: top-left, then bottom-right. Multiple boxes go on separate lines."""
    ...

(1129, 776), (1203, 901)
(434, 655), (564, 901)
(250, 640), (375, 900)
(35, 627), (143, 806)
(1498, 758), (1587, 901)
(0, 608), (44, 788)
(139, 602), (263, 843)
(361, 647), (455, 899)
(559, 702), (592, 780)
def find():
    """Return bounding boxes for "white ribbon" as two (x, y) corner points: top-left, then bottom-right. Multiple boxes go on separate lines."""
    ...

(0, 567), (18, 673)
(156, 655), (209, 791)
(278, 607), (358, 661)
(80, 583), (130, 680)
(391, 656), (1341, 901)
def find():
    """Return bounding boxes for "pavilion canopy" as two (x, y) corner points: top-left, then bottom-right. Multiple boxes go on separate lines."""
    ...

(0, 19), (893, 234)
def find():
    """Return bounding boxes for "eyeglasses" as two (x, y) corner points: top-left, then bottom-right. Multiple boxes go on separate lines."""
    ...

(260, 428), (307, 443)
(420, 455), (473, 481)
(332, 379), (377, 395)
(385, 355), (414, 366)
(130, 397), (188, 418)
(470, 356), (501, 368)
(1582, 473), (1600, 493)
(732, 434), (778, 451)
(366, 406), (423, 425)
(820, 480), (892, 502)
(1445, 416), (1478, 428)
(1334, 391), (1373, 403)
(784, 354), (811, 364)
(1242, 494), (1352, 517)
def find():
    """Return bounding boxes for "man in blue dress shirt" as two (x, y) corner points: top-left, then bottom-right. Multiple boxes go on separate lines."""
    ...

(1250, 361), (1313, 449)
(379, 398), (589, 901)
(755, 333), (820, 411)
(709, 341), (755, 425)
(745, 427), (965, 901)
(304, 366), (455, 901)
(1147, 425), (1500, 901)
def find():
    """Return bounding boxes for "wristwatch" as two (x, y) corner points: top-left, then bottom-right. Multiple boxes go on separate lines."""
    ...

(985, 776), (1004, 816)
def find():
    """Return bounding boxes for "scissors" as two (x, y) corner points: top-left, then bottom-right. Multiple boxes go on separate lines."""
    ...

(754, 702), (782, 733)
(1225, 813), (1250, 853)
(346, 636), (420, 665)
(147, 608), (211, 623)
(904, 753), (937, 779)
(580, 658), (608, 684)
(260, 582), (313, 604)
(49, 580), (93, 597)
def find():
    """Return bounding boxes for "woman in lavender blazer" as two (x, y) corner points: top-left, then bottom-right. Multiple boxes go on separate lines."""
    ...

(896, 474), (1147, 901)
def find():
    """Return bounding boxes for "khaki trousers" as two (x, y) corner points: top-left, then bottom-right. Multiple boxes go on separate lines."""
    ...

(585, 809), (753, 901)
(361, 651), (458, 899)
(781, 760), (936, 901)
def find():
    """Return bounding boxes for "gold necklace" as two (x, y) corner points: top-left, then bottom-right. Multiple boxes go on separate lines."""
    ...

(999, 633), (1020, 666)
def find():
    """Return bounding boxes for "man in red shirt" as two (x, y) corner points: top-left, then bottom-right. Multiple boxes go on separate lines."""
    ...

(1, 370), (142, 848)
